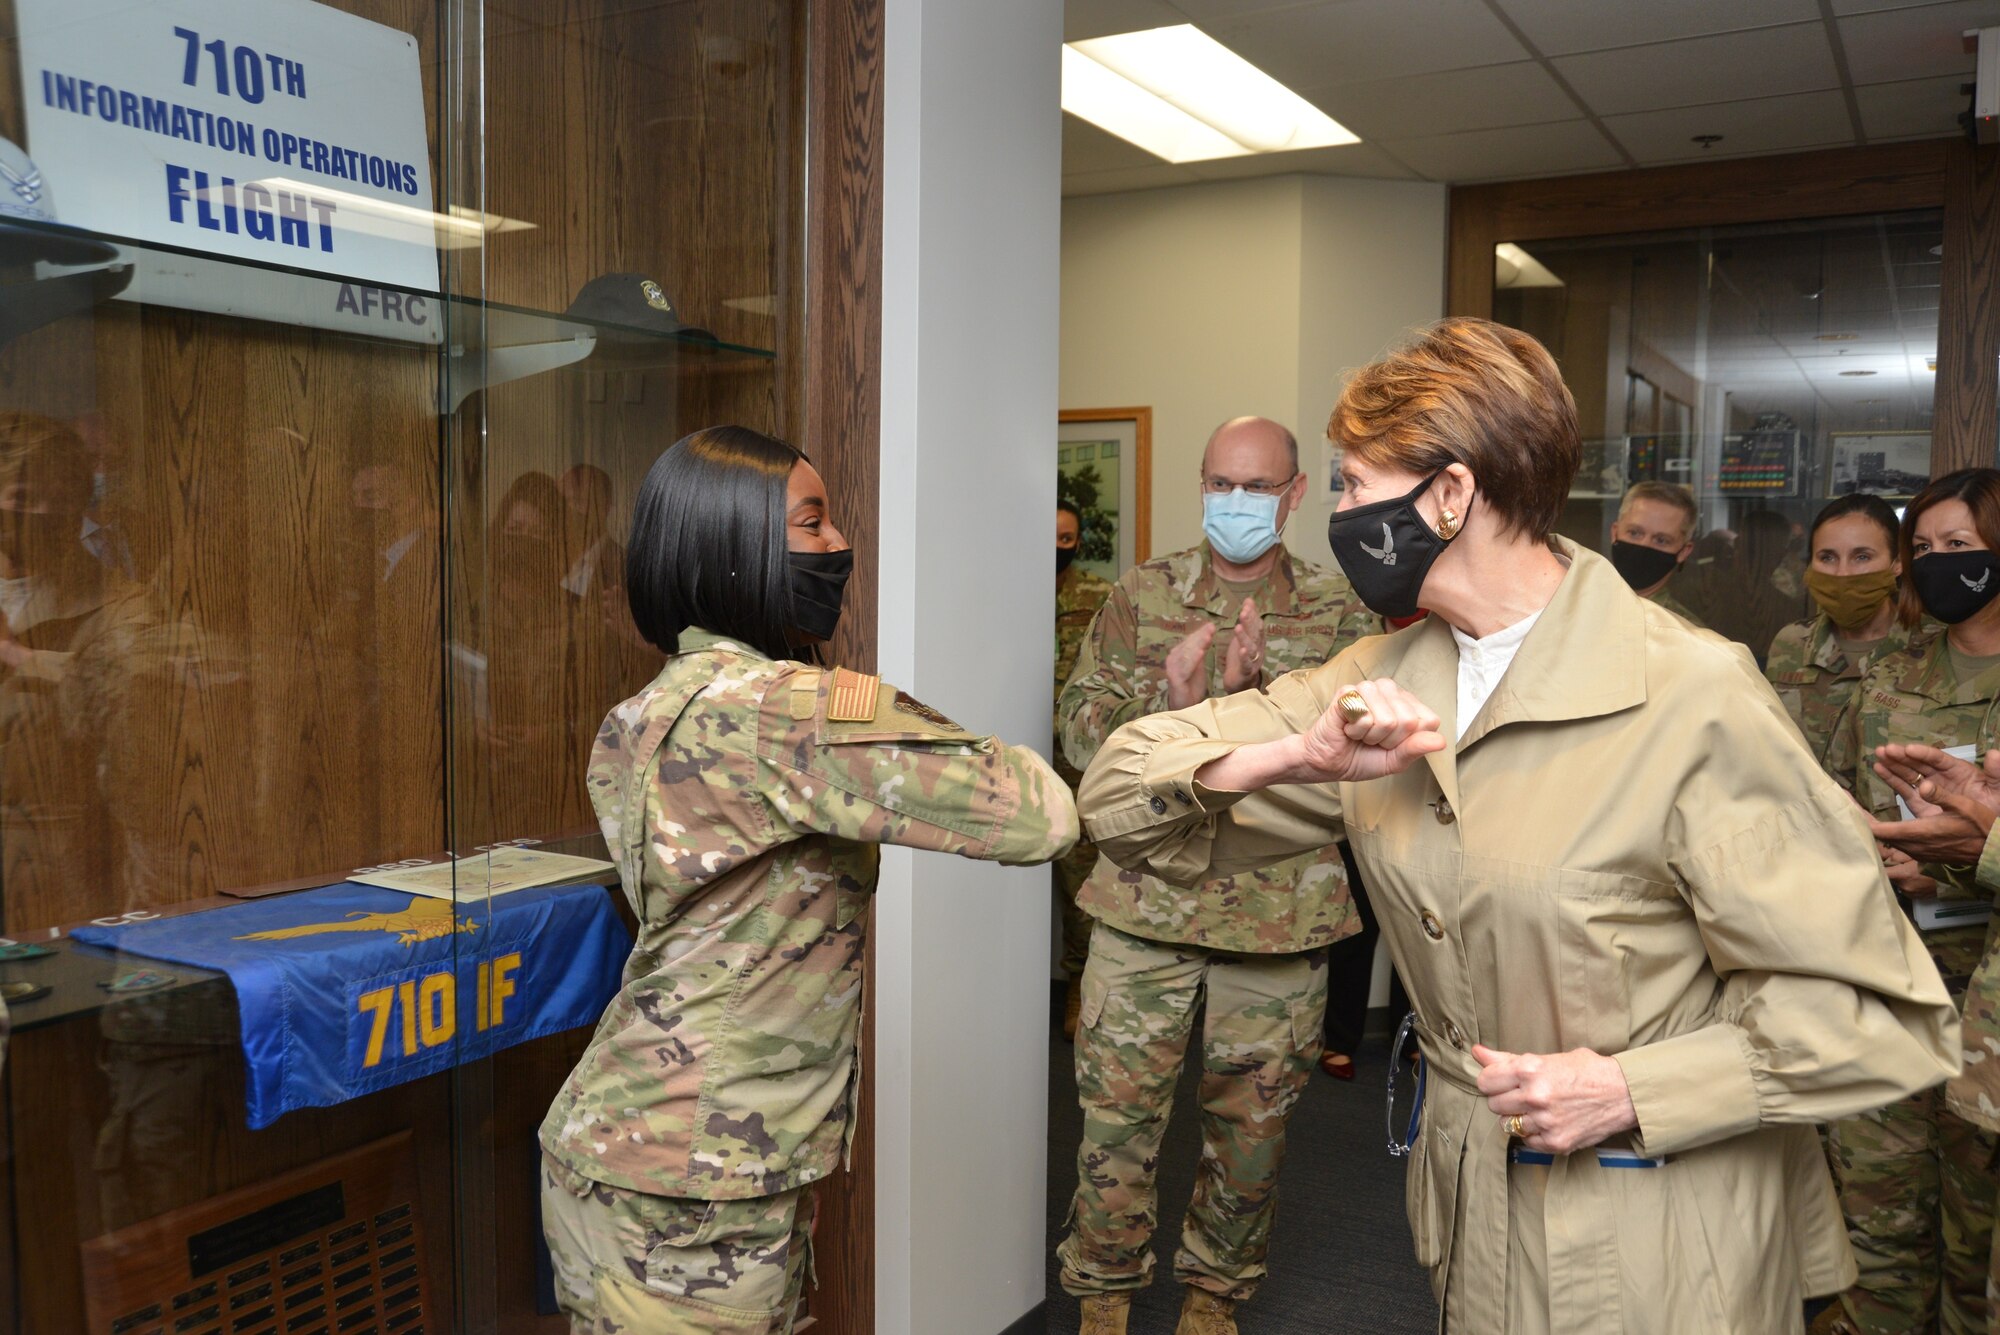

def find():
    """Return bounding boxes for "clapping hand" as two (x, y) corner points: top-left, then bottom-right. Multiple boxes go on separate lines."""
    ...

(1165, 623), (1216, 711)
(1868, 743), (2000, 866)
(1221, 598), (1267, 694)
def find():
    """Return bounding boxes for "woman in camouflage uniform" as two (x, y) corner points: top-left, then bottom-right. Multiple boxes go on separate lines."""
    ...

(538, 426), (1077, 1335)
(1819, 469), (2000, 1335)
(1766, 494), (1907, 768)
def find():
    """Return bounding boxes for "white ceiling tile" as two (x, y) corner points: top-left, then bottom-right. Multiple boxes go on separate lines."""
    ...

(1062, 112), (1167, 174)
(1835, 0), (1991, 16)
(1208, 0), (1531, 89)
(1064, 0), (1192, 41)
(1303, 61), (1578, 141)
(1061, 162), (1207, 195)
(1553, 24), (1839, 115)
(1839, 1), (2000, 83)
(1171, 0), (1340, 17)
(1855, 72), (1979, 137)
(1180, 140), (1421, 179)
(1497, 0), (1821, 56)
(1379, 119), (1622, 182)
(1601, 91), (1856, 165)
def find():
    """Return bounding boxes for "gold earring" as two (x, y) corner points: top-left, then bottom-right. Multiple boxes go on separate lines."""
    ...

(1435, 508), (1460, 540)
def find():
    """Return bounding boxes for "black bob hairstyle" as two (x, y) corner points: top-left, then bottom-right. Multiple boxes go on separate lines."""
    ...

(625, 425), (812, 658)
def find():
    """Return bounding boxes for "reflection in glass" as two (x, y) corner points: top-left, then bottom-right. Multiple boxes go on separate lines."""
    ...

(1495, 210), (1944, 665)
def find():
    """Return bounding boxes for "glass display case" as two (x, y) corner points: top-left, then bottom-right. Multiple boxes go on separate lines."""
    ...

(0, 0), (863, 1329)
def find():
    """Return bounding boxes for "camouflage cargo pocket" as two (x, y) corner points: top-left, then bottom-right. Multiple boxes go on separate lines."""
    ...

(1288, 992), (1322, 1055)
(641, 1191), (803, 1315)
(1077, 970), (1109, 1032)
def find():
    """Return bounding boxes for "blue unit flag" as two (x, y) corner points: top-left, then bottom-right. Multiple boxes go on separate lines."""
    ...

(72, 881), (630, 1128)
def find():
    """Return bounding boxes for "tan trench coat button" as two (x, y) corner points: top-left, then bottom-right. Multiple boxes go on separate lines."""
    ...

(1433, 797), (1456, 825)
(1149, 794), (1168, 815)
(1444, 1019), (1465, 1048)
(1420, 909), (1445, 941)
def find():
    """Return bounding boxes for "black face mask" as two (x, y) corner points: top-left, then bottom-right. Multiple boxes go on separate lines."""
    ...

(788, 548), (853, 641)
(1609, 540), (1681, 592)
(1057, 545), (1078, 575)
(1909, 550), (2000, 625)
(1324, 471), (1459, 619)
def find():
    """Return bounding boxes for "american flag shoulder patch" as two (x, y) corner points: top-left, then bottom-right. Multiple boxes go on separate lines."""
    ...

(826, 668), (881, 722)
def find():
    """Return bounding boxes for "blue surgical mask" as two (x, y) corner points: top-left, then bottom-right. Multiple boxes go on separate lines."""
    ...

(1202, 489), (1283, 564)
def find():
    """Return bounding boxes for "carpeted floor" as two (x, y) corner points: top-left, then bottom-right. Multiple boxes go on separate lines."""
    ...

(1044, 1008), (1439, 1334)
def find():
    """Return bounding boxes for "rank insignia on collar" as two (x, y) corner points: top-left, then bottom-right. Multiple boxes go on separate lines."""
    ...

(0, 944), (54, 962)
(99, 969), (176, 994)
(0, 981), (49, 1002)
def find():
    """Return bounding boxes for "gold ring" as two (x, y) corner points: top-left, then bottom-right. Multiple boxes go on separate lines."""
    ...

(1505, 1114), (1526, 1138)
(1336, 689), (1369, 725)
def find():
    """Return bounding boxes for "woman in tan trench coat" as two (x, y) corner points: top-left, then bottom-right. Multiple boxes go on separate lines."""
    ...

(1077, 318), (1960, 1335)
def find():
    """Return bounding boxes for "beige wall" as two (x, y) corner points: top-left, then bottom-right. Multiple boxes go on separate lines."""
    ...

(1061, 173), (1447, 562)
(1061, 176), (1306, 558)
(1293, 175), (1450, 557)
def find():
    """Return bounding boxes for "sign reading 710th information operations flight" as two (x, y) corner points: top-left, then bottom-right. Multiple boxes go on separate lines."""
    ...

(15, 0), (438, 298)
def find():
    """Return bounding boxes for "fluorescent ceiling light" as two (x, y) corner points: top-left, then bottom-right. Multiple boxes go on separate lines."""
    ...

(1063, 26), (1358, 164)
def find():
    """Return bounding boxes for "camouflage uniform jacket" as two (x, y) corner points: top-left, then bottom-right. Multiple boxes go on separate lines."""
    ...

(1055, 565), (1116, 789)
(1059, 542), (1377, 953)
(1826, 630), (2000, 982)
(541, 628), (1077, 1199)
(1764, 612), (1909, 770)
(1949, 829), (2000, 1129)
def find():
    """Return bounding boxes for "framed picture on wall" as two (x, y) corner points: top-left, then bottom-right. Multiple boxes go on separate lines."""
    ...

(1829, 431), (1931, 498)
(1059, 407), (1152, 582)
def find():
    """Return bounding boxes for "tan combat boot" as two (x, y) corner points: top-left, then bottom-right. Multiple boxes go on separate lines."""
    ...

(1175, 1286), (1238, 1335)
(1078, 1293), (1131, 1335)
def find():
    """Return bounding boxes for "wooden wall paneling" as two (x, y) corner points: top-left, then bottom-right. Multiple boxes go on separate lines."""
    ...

(1456, 142), (1950, 254)
(1445, 190), (1497, 322)
(800, 0), (884, 1332)
(1937, 140), (2000, 475)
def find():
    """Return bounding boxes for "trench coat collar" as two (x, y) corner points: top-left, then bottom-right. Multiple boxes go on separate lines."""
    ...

(1390, 539), (1648, 804)
(1177, 541), (1305, 617)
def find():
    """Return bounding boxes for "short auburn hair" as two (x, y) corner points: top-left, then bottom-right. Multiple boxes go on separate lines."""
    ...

(1329, 317), (1581, 540)
(1897, 467), (2000, 628)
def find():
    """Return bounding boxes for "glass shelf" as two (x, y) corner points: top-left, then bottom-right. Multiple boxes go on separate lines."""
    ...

(4, 219), (777, 374)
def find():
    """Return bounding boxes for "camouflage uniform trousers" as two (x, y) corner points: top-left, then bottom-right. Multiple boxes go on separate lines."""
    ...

(541, 1154), (815, 1335)
(1054, 831), (1098, 979)
(1832, 928), (1999, 1335)
(1058, 921), (1327, 1300)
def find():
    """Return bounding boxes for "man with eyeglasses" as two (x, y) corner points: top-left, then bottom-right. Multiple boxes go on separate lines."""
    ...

(1055, 415), (1377, 1335)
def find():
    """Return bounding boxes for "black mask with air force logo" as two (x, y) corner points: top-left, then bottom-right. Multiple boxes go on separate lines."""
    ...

(1325, 471), (1460, 619)
(1909, 550), (2000, 624)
